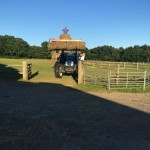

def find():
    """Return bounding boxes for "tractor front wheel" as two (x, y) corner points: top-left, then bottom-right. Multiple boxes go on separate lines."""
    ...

(54, 63), (63, 78)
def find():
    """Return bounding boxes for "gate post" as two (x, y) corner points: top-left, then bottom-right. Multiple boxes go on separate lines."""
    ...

(23, 61), (28, 80)
(143, 71), (147, 90)
(116, 64), (120, 84)
(108, 71), (111, 90)
(78, 61), (83, 84)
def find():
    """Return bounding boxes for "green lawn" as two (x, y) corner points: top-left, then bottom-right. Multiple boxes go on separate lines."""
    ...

(0, 58), (77, 86)
(0, 58), (150, 92)
(82, 61), (150, 92)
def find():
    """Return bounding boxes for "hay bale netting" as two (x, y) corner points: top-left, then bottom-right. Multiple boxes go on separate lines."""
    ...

(60, 34), (72, 40)
(48, 41), (86, 50)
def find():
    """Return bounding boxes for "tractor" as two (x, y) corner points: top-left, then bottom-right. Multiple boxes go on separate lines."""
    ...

(47, 27), (86, 78)
(54, 50), (79, 78)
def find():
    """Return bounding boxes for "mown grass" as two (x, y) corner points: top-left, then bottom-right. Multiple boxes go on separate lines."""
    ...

(74, 83), (150, 93)
(0, 58), (76, 85)
(0, 58), (150, 93)
(81, 61), (150, 93)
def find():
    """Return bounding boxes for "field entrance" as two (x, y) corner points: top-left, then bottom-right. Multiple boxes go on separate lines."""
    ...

(0, 58), (77, 86)
(1, 58), (150, 90)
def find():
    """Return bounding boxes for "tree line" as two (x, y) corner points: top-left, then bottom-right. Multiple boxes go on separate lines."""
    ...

(0, 35), (150, 62)
(0, 35), (51, 59)
(85, 45), (150, 62)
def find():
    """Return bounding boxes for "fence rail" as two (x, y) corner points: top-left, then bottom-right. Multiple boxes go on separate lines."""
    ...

(82, 61), (150, 90)
(1, 61), (32, 81)
(108, 71), (149, 90)
(83, 61), (150, 71)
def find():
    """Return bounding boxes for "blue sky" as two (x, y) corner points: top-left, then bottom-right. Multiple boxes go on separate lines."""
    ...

(0, 0), (149, 48)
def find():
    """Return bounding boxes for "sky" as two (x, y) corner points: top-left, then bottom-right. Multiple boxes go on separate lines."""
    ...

(0, 0), (150, 49)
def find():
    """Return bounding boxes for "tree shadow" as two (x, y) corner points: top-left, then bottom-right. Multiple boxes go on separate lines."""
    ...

(0, 65), (150, 150)
(0, 64), (22, 80)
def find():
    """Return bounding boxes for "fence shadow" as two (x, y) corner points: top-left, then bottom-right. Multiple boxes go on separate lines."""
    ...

(29, 71), (39, 80)
(0, 69), (150, 149)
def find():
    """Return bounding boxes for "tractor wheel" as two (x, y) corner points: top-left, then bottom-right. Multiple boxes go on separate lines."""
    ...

(55, 63), (63, 78)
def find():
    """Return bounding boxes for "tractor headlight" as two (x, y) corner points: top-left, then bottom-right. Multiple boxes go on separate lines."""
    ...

(65, 61), (74, 66)
(65, 62), (68, 66)
(71, 61), (74, 66)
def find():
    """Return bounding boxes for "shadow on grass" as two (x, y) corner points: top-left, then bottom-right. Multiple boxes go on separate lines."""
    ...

(72, 73), (78, 83)
(29, 71), (39, 80)
(0, 65), (150, 150)
(0, 64), (22, 80)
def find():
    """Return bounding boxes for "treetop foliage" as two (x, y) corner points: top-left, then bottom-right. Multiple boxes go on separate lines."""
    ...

(0, 35), (51, 59)
(85, 45), (150, 62)
(0, 35), (150, 62)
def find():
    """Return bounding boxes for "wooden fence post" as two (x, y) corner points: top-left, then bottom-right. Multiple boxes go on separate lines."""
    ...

(108, 71), (110, 90)
(94, 74), (96, 85)
(143, 71), (147, 90)
(23, 61), (28, 80)
(78, 61), (83, 84)
(126, 73), (128, 88)
(116, 64), (120, 84)
(83, 69), (85, 84)
(124, 62), (126, 70)
(137, 63), (139, 71)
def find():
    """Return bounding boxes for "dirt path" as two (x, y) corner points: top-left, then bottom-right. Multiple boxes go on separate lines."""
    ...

(90, 92), (150, 114)
(0, 79), (150, 150)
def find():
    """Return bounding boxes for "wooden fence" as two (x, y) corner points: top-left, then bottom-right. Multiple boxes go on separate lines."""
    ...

(82, 61), (150, 90)
(83, 61), (150, 71)
(108, 71), (149, 90)
(82, 67), (108, 88)
(7, 61), (32, 80)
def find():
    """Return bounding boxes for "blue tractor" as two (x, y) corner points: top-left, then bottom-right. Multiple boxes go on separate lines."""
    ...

(54, 50), (78, 78)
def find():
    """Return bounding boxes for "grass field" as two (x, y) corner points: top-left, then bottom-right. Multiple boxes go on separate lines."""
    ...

(82, 60), (150, 92)
(83, 61), (150, 82)
(0, 58), (150, 92)
(0, 58), (77, 86)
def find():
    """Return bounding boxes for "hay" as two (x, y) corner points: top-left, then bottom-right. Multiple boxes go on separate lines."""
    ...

(59, 34), (72, 40)
(48, 41), (85, 50)
(51, 51), (61, 60)
(48, 33), (86, 51)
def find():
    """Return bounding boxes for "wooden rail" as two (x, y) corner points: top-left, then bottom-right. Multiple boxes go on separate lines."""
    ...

(108, 71), (149, 90)
(82, 61), (150, 90)
(7, 61), (32, 81)
(83, 61), (150, 71)
(78, 61), (83, 84)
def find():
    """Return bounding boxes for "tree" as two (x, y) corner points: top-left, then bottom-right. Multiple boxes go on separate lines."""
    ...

(29, 42), (51, 59)
(0, 35), (51, 59)
(41, 41), (51, 59)
(111, 48), (120, 61)
(86, 45), (150, 62)
(0, 35), (30, 57)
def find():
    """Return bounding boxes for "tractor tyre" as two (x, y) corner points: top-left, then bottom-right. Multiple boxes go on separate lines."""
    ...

(55, 63), (63, 78)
